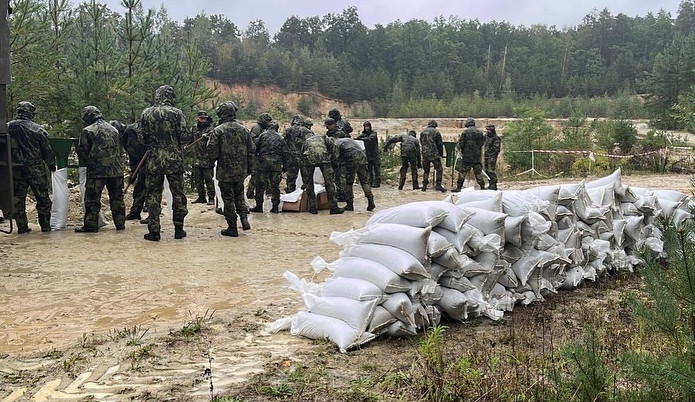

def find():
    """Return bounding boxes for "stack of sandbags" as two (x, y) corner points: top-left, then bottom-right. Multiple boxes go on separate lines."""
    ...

(271, 169), (692, 352)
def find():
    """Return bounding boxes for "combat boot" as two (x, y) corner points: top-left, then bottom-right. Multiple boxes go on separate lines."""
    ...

(221, 219), (239, 237)
(74, 226), (98, 233)
(174, 224), (187, 239)
(452, 178), (464, 193)
(249, 197), (263, 213)
(309, 208), (318, 215)
(239, 213), (251, 230)
(17, 227), (32, 234)
(270, 202), (280, 213)
(144, 232), (160, 241)
(192, 196), (206, 204)
(330, 207), (345, 215)
(421, 184), (427, 192)
(344, 202), (354, 211)
(367, 196), (375, 211)
(398, 175), (406, 190)
(126, 212), (141, 221)
(412, 178), (420, 190)
(435, 184), (447, 193)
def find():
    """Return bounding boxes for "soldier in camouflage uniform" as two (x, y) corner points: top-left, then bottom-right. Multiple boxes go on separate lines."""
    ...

(190, 111), (215, 205)
(325, 117), (349, 202)
(207, 101), (254, 236)
(334, 137), (375, 212)
(484, 124), (501, 190)
(355, 121), (381, 187)
(7, 101), (56, 233)
(246, 112), (272, 199)
(118, 122), (147, 221)
(419, 120), (447, 192)
(328, 108), (353, 137)
(139, 85), (191, 241)
(300, 120), (345, 215)
(383, 130), (421, 190)
(75, 106), (126, 232)
(283, 115), (311, 193)
(251, 121), (288, 213)
(453, 118), (486, 191)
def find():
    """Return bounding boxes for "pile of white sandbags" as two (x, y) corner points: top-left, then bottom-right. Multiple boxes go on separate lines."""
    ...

(270, 169), (693, 352)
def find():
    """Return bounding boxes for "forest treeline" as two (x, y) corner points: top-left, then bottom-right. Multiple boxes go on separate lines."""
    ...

(8, 0), (695, 134)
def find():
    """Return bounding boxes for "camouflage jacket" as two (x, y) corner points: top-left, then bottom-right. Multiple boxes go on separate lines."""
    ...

(8, 115), (56, 179)
(120, 123), (146, 170)
(326, 127), (348, 139)
(250, 122), (267, 145)
(256, 128), (288, 172)
(283, 124), (311, 155)
(458, 126), (485, 164)
(208, 118), (254, 182)
(334, 138), (367, 166)
(420, 127), (444, 161)
(336, 119), (353, 137)
(355, 129), (379, 160)
(384, 134), (421, 160)
(78, 119), (125, 178)
(485, 131), (501, 161)
(301, 134), (337, 166)
(139, 104), (190, 175)
(191, 124), (214, 168)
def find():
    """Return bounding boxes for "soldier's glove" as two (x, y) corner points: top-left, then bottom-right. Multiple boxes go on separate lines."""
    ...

(128, 175), (136, 185)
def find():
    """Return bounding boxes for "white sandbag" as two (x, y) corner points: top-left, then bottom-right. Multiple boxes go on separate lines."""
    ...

(502, 244), (525, 264)
(321, 277), (384, 301)
(496, 263), (519, 289)
(368, 306), (397, 334)
(586, 168), (625, 196)
(409, 279), (444, 304)
(671, 208), (691, 228)
(284, 271), (321, 295)
(455, 189), (500, 204)
(560, 266), (586, 290)
(366, 201), (448, 228)
(645, 236), (664, 254)
(386, 320), (419, 337)
(467, 232), (503, 255)
(468, 272), (501, 297)
(303, 294), (379, 333)
(381, 293), (416, 327)
(268, 317), (292, 333)
(489, 283), (518, 311)
(612, 219), (627, 247)
(633, 194), (658, 215)
(502, 190), (548, 217)
(653, 189), (689, 204)
(511, 253), (543, 286)
(658, 199), (683, 220)
(422, 201), (475, 232)
(331, 223), (431, 263)
(456, 191), (504, 212)
(438, 275), (476, 293)
(428, 231), (453, 257)
(428, 262), (449, 281)
(624, 215), (644, 241)
(344, 244), (429, 280)
(434, 248), (486, 274)
(290, 312), (375, 353)
(433, 224), (478, 253)
(50, 168), (69, 230)
(465, 207), (507, 239)
(329, 257), (412, 293)
(587, 184), (615, 208)
(556, 205), (574, 218)
(522, 211), (552, 239)
(523, 185), (560, 221)
(558, 182), (582, 205)
(437, 287), (472, 321)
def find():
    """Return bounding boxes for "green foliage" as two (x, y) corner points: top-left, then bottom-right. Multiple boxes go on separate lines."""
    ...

(502, 108), (555, 172)
(296, 95), (316, 117)
(594, 119), (638, 153)
(176, 309), (215, 338)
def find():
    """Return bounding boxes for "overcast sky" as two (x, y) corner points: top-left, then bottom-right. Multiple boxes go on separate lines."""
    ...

(101, 0), (682, 34)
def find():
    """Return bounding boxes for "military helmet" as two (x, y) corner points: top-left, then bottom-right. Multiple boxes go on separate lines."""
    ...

(408, 130), (417, 137)
(486, 123), (495, 130)
(81, 106), (103, 125)
(154, 85), (176, 105)
(464, 118), (476, 127)
(197, 110), (208, 117)
(328, 108), (341, 120)
(268, 120), (280, 131)
(302, 118), (313, 128)
(258, 112), (273, 123)
(17, 101), (36, 116)
(363, 121), (371, 128)
(427, 120), (438, 128)
(290, 114), (302, 126)
(216, 101), (239, 119)
(324, 117), (336, 126)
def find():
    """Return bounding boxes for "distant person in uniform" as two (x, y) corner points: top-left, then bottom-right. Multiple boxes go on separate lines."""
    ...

(190, 110), (215, 205)
(325, 111), (350, 202)
(283, 115), (311, 193)
(300, 119), (345, 215)
(453, 118), (486, 192)
(484, 123), (501, 190)
(7, 101), (56, 233)
(356, 121), (381, 188)
(334, 137), (375, 211)
(75, 106), (126, 233)
(118, 122), (148, 221)
(246, 112), (272, 199)
(139, 85), (191, 241)
(419, 120), (447, 192)
(251, 121), (287, 213)
(383, 130), (421, 190)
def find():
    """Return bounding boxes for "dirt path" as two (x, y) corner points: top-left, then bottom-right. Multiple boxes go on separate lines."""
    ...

(0, 173), (691, 400)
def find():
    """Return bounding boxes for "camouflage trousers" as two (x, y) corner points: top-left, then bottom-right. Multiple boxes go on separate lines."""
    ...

(367, 157), (381, 187)
(456, 162), (486, 189)
(83, 176), (126, 230)
(484, 157), (498, 190)
(422, 157), (444, 188)
(344, 162), (373, 203)
(145, 173), (188, 233)
(219, 179), (247, 223)
(334, 163), (347, 200)
(398, 157), (419, 189)
(246, 170), (257, 198)
(284, 157), (301, 193)
(193, 165), (215, 201)
(256, 170), (282, 205)
(13, 174), (52, 231)
(301, 164), (338, 211)
(130, 170), (147, 216)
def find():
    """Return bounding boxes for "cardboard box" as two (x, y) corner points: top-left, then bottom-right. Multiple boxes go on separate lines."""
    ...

(282, 191), (308, 212)
(317, 191), (330, 210)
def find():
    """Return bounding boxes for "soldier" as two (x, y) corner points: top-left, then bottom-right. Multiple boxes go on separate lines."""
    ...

(453, 118), (486, 192)
(383, 130), (421, 190)
(325, 117), (348, 202)
(7, 101), (56, 233)
(355, 121), (381, 188)
(283, 115), (311, 193)
(334, 137), (375, 212)
(484, 123), (501, 190)
(139, 85), (191, 241)
(328, 108), (353, 137)
(246, 112), (272, 199)
(75, 106), (126, 232)
(251, 121), (287, 213)
(420, 120), (447, 192)
(300, 119), (345, 215)
(118, 122), (147, 221)
(190, 111), (215, 205)
(207, 101), (254, 236)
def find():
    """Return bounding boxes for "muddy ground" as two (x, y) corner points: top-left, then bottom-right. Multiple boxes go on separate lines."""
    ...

(0, 172), (692, 401)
